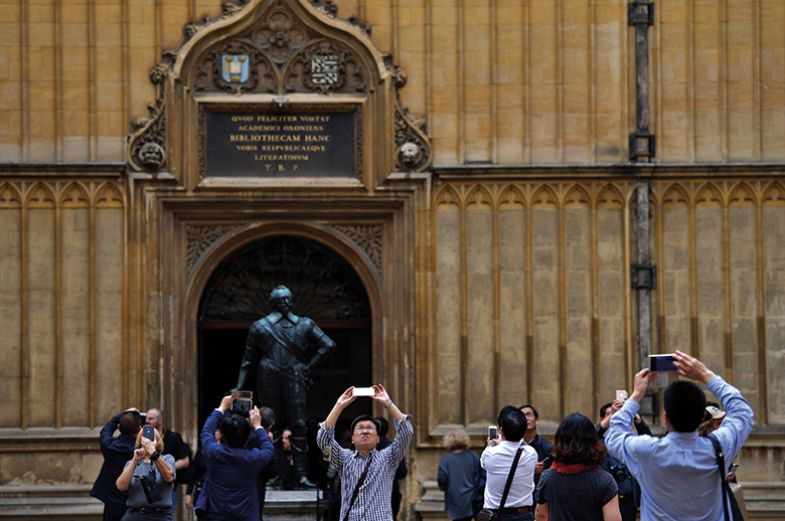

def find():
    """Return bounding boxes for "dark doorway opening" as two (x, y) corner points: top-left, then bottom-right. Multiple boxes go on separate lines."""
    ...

(196, 235), (373, 484)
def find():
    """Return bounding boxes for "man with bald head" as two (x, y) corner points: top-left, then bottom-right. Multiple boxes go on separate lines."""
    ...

(145, 407), (191, 505)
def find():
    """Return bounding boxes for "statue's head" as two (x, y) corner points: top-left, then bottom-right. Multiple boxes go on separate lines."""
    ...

(269, 285), (293, 314)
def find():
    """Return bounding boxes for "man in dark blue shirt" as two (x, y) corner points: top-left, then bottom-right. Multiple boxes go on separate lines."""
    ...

(90, 409), (142, 521)
(200, 395), (275, 521)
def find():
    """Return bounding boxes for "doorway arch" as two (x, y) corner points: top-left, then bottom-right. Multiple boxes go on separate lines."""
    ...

(196, 233), (375, 433)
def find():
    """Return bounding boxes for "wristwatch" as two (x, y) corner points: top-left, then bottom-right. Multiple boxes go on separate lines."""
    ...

(150, 451), (160, 462)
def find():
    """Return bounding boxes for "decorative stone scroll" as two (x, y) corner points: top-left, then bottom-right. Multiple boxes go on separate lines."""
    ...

(391, 65), (431, 173)
(127, 50), (176, 173)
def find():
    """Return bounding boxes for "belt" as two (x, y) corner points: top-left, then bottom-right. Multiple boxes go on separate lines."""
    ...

(127, 507), (171, 514)
(498, 505), (532, 513)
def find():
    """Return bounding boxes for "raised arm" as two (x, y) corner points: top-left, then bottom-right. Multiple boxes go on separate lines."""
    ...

(605, 368), (653, 470)
(673, 350), (754, 462)
(116, 449), (146, 491)
(317, 388), (356, 469)
(201, 395), (233, 450)
(372, 385), (413, 467)
(372, 384), (405, 423)
(322, 387), (356, 429)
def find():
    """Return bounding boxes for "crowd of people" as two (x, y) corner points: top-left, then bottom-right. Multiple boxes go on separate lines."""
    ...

(90, 384), (411, 521)
(90, 351), (753, 521)
(438, 351), (754, 521)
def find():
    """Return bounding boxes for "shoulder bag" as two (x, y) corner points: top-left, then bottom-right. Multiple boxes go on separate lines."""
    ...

(476, 444), (525, 521)
(342, 453), (373, 521)
(708, 435), (745, 521)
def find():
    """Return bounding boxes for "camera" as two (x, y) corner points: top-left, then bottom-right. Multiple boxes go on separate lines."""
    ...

(231, 390), (253, 417)
(138, 469), (162, 504)
(608, 463), (628, 483)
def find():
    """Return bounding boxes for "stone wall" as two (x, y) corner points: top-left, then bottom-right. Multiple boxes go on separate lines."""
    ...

(1, 1), (784, 164)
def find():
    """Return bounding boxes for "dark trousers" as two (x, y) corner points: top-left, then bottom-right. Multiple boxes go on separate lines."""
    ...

(103, 503), (126, 521)
(499, 511), (534, 521)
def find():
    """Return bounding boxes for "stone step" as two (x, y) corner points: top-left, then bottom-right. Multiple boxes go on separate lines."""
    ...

(414, 480), (785, 519)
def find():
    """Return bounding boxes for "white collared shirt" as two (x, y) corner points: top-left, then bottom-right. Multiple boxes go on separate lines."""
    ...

(480, 440), (538, 509)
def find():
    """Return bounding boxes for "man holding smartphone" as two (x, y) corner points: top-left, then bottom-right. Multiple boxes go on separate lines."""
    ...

(604, 351), (754, 521)
(317, 384), (413, 521)
(481, 409), (538, 520)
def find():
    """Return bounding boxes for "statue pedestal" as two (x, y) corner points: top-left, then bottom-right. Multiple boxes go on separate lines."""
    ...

(264, 490), (329, 521)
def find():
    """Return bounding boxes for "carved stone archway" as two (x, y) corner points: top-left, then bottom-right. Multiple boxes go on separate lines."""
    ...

(195, 233), (375, 431)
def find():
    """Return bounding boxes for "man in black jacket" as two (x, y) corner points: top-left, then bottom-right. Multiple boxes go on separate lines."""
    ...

(90, 409), (142, 521)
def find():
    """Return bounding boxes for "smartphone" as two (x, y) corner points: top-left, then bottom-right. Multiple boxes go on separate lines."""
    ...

(616, 389), (628, 401)
(352, 387), (375, 397)
(231, 390), (253, 416)
(729, 463), (740, 472)
(142, 425), (155, 442)
(649, 354), (677, 372)
(488, 425), (498, 439)
(541, 455), (553, 467)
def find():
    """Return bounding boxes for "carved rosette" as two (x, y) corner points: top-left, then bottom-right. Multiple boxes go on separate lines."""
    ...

(329, 224), (382, 274)
(186, 223), (244, 278)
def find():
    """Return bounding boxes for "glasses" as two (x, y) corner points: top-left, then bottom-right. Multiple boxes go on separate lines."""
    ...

(354, 427), (377, 434)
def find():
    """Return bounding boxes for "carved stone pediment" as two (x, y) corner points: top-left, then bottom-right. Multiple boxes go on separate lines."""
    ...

(192, 3), (367, 96)
(126, 0), (432, 178)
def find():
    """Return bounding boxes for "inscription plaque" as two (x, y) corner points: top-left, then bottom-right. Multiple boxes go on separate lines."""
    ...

(201, 105), (360, 178)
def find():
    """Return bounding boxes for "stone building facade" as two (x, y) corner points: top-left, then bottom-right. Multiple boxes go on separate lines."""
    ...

(0, 0), (784, 519)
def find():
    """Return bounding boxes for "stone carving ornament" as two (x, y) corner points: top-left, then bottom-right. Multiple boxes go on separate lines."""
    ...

(193, 3), (367, 96)
(128, 0), (431, 173)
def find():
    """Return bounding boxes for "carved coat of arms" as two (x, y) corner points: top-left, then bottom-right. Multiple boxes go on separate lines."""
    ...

(310, 55), (339, 85)
(222, 54), (250, 83)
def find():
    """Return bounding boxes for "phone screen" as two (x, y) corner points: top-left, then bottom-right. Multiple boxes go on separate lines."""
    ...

(143, 425), (155, 441)
(488, 425), (498, 439)
(649, 354), (677, 372)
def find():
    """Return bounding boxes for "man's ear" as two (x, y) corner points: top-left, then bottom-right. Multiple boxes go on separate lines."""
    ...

(499, 426), (505, 439)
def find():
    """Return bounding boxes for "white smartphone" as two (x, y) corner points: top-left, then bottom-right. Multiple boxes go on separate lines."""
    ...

(352, 387), (374, 397)
(616, 389), (628, 401)
(488, 425), (498, 439)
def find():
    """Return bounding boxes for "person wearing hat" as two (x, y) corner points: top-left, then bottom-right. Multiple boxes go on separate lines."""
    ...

(699, 402), (726, 437)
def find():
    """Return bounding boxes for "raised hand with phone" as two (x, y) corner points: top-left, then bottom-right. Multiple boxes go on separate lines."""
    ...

(316, 385), (414, 521)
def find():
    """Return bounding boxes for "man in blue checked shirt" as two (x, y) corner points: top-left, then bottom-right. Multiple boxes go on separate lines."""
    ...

(317, 384), (414, 521)
(605, 351), (753, 521)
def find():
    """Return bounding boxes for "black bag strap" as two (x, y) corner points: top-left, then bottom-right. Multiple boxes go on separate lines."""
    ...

(709, 434), (731, 521)
(498, 444), (525, 511)
(343, 453), (373, 521)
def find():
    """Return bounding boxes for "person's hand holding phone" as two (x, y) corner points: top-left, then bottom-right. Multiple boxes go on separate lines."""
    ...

(140, 436), (156, 456)
(219, 394), (236, 413)
(335, 387), (357, 410)
(249, 406), (262, 429)
(132, 448), (146, 463)
(630, 368), (653, 402)
(672, 351), (715, 383)
(371, 384), (391, 405)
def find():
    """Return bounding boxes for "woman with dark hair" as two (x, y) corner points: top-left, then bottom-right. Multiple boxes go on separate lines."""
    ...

(534, 413), (621, 521)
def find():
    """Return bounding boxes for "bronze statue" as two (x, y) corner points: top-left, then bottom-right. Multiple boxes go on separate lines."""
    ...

(236, 285), (336, 489)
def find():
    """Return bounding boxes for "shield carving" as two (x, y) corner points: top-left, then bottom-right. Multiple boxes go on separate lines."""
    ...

(222, 54), (250, 83)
